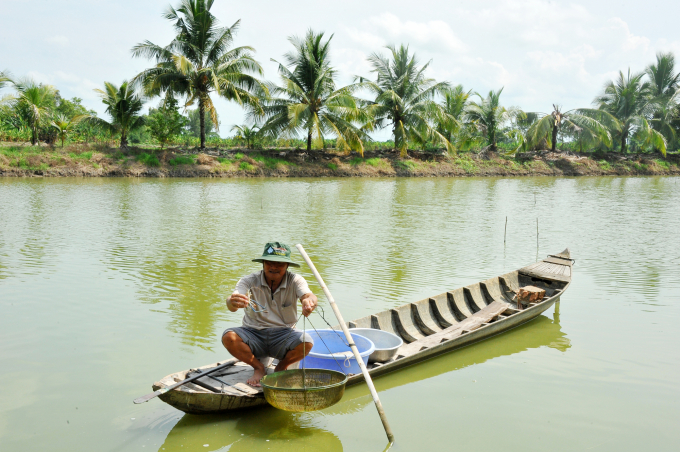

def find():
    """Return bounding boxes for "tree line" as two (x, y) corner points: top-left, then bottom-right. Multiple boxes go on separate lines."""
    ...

(1, 0), (678, 157)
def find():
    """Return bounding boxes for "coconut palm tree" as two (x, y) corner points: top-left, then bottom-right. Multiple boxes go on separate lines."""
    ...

(50, 113), (86, 147)
(594, 69), (666, 155)
(0, 70), (11, 90)
(230, 124), (259, 149)
(359, 45), (453, 157)
(646, 52), (680, 99)
(645, 52), (680, 151)
(255, 30), (369, 154)
(435, 84), (471, 144)
(463, 88), (522, 152)
(87, 81), (145, 148)
(132, 0), (265, 149)
(526, 105), (617, 152)
(4, 78), (57, 145)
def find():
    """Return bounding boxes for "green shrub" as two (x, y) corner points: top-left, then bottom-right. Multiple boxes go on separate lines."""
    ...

(656, 159), (670, 170)
(234, 152), (245, 160)
(251, 154), (295, 169)
(453, 157), (477, 174)
(327, 162), (338, 171)
(365, 158), (382, 167)
(348, 157), (363, 166)
(168, 155), (196, 166)
(632, 162), (648, 172)
(68, 151), (93, 160)
(239, 161), (255, 171)
(598, 160), (611, 171)
(395, 160), (417, 171)
(216, 157), (233, 165)
(137, 152), (160, 167)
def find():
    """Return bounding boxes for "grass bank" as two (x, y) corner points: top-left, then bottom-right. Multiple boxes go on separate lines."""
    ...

(1, 143), (678, 178)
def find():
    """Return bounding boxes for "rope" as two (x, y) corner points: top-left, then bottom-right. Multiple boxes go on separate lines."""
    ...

(279, 305), (356, 377)
(306, 315), (353, 372)
(302, 314), (307, 409)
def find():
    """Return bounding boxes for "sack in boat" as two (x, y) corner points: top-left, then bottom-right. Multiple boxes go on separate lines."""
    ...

(516, 286), (545, 305)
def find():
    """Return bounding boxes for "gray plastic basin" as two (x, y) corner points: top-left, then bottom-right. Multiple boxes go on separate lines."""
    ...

(348, 328), (403, 363)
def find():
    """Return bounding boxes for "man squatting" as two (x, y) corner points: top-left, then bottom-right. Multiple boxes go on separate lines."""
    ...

(222, 242), (318, 386)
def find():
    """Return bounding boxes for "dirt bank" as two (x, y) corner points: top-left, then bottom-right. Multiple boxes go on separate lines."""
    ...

(1, 145), (678, 178)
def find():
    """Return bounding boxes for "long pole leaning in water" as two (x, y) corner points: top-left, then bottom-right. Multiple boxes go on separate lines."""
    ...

(295, 244), (395, 445)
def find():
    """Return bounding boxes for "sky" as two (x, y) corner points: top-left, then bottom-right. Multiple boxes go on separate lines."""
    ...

(2, 0), (679, 139)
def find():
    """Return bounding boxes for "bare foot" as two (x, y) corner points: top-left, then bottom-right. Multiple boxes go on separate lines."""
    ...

(246, 367), (266, 387)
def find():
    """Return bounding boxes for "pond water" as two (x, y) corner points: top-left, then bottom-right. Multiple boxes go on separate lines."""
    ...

(1, 176), (678, 452)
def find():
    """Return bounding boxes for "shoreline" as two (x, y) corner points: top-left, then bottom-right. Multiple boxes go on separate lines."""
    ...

(1, 145), (678, 178)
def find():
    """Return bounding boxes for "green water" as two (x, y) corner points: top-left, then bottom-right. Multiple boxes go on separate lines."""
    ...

(1, 176), (678, 452)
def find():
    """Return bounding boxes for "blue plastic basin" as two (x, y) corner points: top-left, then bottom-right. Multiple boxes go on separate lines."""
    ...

(300, 329), (375, 375)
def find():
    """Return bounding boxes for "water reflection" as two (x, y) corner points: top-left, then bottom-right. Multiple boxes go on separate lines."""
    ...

(327, 306), (570, 414)
(159, 409), (342, 452)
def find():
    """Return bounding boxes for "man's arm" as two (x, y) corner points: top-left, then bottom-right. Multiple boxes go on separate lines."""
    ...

(227, 277), (251, 312)
(300, 292), (318, 317)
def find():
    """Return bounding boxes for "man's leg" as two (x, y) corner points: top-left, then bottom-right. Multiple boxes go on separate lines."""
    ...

(222, 331), (265, 387)
(274, 341), (313, 372)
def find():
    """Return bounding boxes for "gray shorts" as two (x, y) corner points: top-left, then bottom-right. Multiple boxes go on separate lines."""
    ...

(223, 326), (314, 361)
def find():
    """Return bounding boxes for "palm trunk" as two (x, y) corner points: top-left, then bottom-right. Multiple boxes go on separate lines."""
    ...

(621, 127), (629, 153)
(306, 131), (312, 152)
(551, 125), (558, 152)
(199, 97), (206, 150)
(61, 136), (65, 147)
(31, 126), (37, 146)
(120, 133), (128, 149)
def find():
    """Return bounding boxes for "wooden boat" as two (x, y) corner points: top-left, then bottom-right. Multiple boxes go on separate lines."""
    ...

(152, 249), (573, 414)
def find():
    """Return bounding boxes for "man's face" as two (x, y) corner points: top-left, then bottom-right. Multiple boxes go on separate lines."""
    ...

(263, 260), (289, 280)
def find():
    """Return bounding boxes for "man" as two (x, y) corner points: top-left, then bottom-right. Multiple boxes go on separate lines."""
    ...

(222, 242), (318, 387)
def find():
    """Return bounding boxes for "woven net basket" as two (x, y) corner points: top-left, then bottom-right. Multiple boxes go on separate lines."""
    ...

(261, 368), (348, 412)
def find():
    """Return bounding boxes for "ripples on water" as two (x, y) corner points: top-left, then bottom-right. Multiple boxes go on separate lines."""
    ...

(1, 176), (679, 451)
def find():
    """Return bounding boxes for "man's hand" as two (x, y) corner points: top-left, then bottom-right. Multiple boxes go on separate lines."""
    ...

(227, 293), (250, 312)
(300, 293), (318, 317)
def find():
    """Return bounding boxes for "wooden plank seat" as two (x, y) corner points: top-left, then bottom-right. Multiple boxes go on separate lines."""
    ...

(396, 300), (510, 356)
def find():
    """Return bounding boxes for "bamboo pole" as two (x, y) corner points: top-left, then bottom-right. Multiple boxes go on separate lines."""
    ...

(295, 244), (395, 444)
(504, 216), (507, 245)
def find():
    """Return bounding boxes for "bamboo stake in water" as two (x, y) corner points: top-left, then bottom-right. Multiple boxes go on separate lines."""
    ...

(295, 244), (395, 444)
(536, 218), (539, 248)
(504, 216), (508, 245)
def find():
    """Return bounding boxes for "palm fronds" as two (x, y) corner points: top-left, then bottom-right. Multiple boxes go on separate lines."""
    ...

(132, 0), (265, 149)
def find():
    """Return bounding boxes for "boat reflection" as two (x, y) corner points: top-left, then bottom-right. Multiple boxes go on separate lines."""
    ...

(324, 306), (569, 414)
(157, 408), (342, 452)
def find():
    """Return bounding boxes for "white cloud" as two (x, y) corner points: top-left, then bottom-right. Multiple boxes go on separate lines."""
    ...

(45, 35), (69, 47)
(347, 13), (466, 53)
